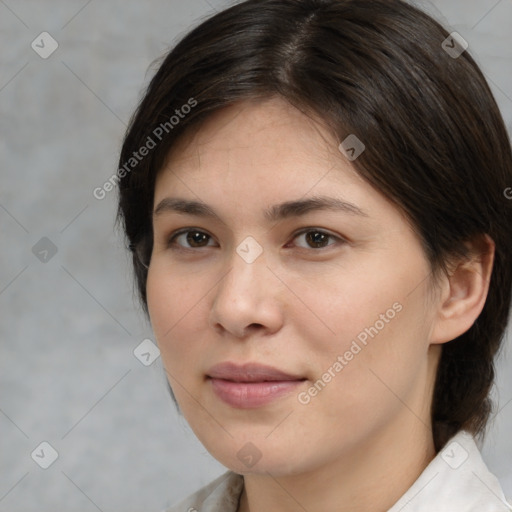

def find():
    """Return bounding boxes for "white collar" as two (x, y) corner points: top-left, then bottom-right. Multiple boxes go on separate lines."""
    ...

(389, 430), (511, 511)
(165, 430), (511, 511)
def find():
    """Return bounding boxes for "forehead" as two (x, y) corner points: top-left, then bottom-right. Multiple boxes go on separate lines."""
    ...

(156, 97), (364, 190)
(152, 97), (412, 234)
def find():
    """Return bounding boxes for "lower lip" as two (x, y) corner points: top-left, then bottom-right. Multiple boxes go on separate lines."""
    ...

(209, 378), (305, 408)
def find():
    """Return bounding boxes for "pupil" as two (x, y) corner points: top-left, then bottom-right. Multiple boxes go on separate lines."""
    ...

(307, 231), (327, 248)
(188, 231), (207, 247)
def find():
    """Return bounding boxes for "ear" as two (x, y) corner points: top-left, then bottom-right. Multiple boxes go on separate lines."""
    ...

(430, 234), (495, 345)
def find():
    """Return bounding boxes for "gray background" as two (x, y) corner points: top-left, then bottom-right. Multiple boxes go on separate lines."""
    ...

(0, 0), (511, 510)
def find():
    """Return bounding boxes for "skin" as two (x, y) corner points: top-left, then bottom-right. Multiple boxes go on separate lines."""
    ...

(146, 96), (494, 512)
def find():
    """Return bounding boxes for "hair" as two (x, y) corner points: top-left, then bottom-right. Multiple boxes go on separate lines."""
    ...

(116, 0), (512, 451)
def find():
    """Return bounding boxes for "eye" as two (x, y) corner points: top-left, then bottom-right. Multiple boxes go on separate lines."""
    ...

(290, 228), (346, 250)
(167, 228), (216, 250)
(165, 227), (346, 252)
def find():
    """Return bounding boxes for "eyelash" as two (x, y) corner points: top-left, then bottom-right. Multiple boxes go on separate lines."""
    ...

(165, 227), (347, 252)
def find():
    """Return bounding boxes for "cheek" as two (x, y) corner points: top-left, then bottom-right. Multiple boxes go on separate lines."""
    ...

(297, 260), (431, 404)
(292, 264), (396, 357)
(146, 269), (170, 340)
(146, 270), (198, 362)
(328, 302), (428, 423)
(146, 271), (211, 421)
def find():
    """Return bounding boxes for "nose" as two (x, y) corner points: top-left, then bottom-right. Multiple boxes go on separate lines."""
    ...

(209, 241), (284, 339)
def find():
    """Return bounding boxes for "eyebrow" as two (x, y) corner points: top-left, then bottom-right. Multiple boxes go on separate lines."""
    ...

(153, 195), (369, 223)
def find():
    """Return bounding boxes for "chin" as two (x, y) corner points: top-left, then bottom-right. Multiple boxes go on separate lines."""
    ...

(201, 436), (316, 477)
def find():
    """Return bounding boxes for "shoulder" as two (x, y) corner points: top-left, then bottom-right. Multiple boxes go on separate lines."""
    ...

(389, 430), (512, 512)
(162, 471), (244, 512)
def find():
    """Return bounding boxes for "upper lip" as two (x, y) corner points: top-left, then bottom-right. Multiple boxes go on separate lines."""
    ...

(207, 362), (305, 382)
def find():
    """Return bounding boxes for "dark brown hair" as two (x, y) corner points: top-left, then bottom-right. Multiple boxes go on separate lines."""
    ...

(116, 0), (512, 451)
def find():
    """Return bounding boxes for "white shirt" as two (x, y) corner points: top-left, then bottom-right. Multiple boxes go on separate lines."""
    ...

(164, 431), (511, 511)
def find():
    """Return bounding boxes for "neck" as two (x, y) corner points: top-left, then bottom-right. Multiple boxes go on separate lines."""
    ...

(238, 419), (436, 512)
(237, 346), (442, 512)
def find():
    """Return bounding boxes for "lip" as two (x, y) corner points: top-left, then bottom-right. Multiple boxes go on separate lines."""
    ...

(207, 362), (306, 409)
(207, 362), (304, 382)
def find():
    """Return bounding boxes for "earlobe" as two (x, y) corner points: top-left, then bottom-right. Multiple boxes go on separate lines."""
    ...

(430, 234), (495, 345)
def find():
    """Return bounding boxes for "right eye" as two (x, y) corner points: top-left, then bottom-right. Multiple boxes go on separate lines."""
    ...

(166, 228), (217, 251)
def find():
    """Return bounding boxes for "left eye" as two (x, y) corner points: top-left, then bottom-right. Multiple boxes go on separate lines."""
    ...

(166, 228), (344, 250)
(291, 229), (342, 249)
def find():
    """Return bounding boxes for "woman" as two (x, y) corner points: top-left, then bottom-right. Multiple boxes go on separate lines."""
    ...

(116, 0), (512, 510)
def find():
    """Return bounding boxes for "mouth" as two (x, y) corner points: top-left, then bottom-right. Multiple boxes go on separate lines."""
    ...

(206, 362), (307, 408)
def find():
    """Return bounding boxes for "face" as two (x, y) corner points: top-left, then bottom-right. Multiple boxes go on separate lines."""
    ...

(147, 97), (440, 477)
